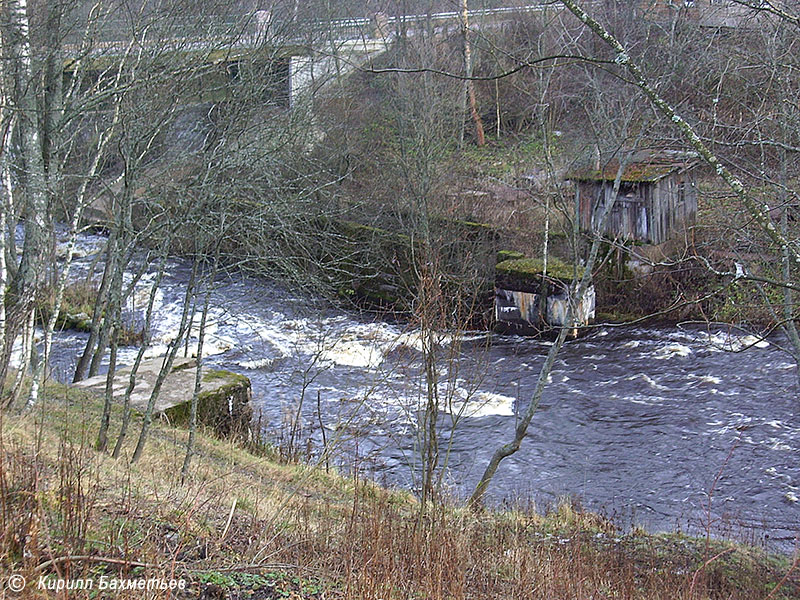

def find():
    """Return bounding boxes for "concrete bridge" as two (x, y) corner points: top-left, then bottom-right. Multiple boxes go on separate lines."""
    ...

(64, 4), (563, 109)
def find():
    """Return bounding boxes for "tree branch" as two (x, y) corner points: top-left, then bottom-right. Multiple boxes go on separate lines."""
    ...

(358, 54), (615, 80)
(558, 0), (800, 267)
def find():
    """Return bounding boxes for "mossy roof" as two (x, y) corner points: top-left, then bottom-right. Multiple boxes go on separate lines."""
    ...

(566, 151), (700, 183)
(496, 257), (577, 282)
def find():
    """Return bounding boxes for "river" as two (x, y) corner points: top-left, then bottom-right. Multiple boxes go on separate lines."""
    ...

(49, 233), (800, 551)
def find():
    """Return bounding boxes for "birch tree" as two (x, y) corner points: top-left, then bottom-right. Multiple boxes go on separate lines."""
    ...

(0, 0), (49, 399)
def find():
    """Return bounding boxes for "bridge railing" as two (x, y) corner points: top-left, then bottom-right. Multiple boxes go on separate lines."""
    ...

(64, 4), (560, 49)
(293, 4), (559, 41)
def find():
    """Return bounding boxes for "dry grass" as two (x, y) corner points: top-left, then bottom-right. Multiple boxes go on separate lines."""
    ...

(1, 386), (797, 599)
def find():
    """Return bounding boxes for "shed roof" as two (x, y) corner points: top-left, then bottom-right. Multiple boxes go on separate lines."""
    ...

(566, 150), (700, 183)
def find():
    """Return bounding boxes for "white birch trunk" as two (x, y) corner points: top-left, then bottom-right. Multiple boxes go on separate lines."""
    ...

(11, 0), (48, 298)
(0, 128), (11, 388)
(26, 88), (124, 409)
(9, 309), (34, 407)
(0, 23), (11, 388)
(0, 0), (48, 397)
(0, 0), (47, 402)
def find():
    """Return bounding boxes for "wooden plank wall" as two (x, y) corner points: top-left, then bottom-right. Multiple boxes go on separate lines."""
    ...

(577, 174), (696, 245)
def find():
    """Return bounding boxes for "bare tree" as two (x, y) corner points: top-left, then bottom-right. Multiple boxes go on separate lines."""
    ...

(556, 0), (800, 378)
(459, 0), (485, 147)
(0, 0), (50, 399)
(469, 142), (638, 506)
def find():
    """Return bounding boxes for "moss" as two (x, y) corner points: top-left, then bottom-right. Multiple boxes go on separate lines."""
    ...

(595, 310), (639, 324)
(457, 220), (494, 230)
(318, 218), (418, 311)
(334, 219), (411, 246)
(496, 256), (577, 282)
(567, 156), (696, 183)
(36, 282), (142, 342)
(460, 134), (560, 178)
(497, 250), (526, 263)
(170, 361), (196, 373)
(449, 219), (497, 238)
(198, 382), (245, 406)
(36, 281), (97, 332)
(315, 216), (496, 317)
(202, 369), (249, 386)
(163, 369), (252, 438)
(353, 285), (400, 306)
(58, 312), (93, 332)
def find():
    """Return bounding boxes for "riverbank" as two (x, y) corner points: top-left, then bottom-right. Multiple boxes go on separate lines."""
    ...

(1, 383), (796, 599)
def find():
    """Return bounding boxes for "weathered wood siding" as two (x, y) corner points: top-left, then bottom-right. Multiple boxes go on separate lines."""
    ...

(649, 174), (697, 244)
(577, 173), (696, 244)
(578, 181), (649, 241)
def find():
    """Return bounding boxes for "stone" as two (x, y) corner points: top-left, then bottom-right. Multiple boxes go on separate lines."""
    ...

(72, 357), (252, 438)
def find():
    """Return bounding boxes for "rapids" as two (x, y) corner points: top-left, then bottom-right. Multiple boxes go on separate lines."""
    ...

(48, 235), (799, 550)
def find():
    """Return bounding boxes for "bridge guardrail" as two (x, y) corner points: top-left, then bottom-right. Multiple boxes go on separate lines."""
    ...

(64, 3), (563, 49)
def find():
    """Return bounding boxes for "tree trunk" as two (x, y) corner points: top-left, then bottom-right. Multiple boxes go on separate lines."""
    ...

(27, 107), (120, 408)
(7, 309), (34, 409)
(131, 258), (198, 464)
(460, 0), (485, 147)
(420, 312), (440, 505)
(96, 323), (118, 452)
(73, 237), (116, 382)
(779, 151), (800, 386)
(112, 251), (168, 459)
(0, 125), (11, 394)
(181, 253), (217, 483)
(1, 0), (50, 395)
(469, 152), (634, 507)
(96, 241), (125, 449)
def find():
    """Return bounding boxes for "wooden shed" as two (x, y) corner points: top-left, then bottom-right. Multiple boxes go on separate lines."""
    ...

(567, 151), (700, 245)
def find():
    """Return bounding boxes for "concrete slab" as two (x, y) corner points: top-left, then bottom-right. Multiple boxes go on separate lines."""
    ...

(72, 357), (252, 436)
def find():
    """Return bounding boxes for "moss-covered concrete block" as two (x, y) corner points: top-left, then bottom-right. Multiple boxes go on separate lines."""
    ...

(496, 256), (577, 285)
(494, 254), (594, 337)
(73, 358), (253, 440)
(164, 369), (253, 439)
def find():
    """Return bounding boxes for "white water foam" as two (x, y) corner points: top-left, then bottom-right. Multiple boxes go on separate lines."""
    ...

(320, 338), (384, 368)
(626, 373), (670, 390)
(55, 228), (107, 261)
(228, 315), (477, 370)
(621, 340), (642, 349)
(452, 390), (516, 418)
(363, 379), (517, 420)
(702, 331), (770, 352)
(238, 357), (277, 370)
(688, 374), (722, 385)
(626, 395), (666, 406)
(651, 343), (693, 360)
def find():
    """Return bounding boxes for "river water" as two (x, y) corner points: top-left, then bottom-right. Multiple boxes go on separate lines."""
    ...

(50, 234), (800, 550)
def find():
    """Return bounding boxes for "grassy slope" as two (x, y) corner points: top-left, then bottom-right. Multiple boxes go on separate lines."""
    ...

(1, 385), (797, 599)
